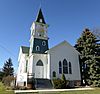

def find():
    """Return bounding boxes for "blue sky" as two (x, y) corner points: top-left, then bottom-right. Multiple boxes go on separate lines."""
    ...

(0, 0), (100, 73)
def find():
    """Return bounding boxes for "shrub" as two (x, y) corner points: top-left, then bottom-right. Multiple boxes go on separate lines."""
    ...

(52, 74), (70, 89)
(53, 79), (64, 89)
(52, 73), (72, 89)
(61, 74), (66, 88)
(2, 75), (15, 86)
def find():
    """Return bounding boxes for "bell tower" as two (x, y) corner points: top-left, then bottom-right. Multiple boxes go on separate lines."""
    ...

(30, 8), (49, 54)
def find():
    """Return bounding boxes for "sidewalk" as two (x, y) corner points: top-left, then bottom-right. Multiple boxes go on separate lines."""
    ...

(15, 87), (94, 93)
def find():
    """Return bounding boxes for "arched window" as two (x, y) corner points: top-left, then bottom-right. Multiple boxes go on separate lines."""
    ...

(63, 59), (68, 74)
(59, 61), (62, 74)
(52, 71), (56, 77)
(36, 46), (40, 51)
(69, 62), (72, 74)
(36, 60), (43, 66)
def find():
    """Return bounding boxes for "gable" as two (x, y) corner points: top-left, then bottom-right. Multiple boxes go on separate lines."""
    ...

(48, 41), (81, 80)
(18, 46), (29, 62)
(48, 40), (79, 55)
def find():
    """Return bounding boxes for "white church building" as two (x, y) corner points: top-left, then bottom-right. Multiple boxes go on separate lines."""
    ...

(16, 8), (81, 88)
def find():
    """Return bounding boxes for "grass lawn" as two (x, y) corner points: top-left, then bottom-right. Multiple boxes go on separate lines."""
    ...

(14, 88), (100, 94)
(58, 88), (100, 94)
(1, 89), (100, 94)
(0, 82), (14, 94)
(0, 81), (100, 94)
(37, 88), (100, 94)
(0, 90), (14, 94)
(0, 89), (100, 94)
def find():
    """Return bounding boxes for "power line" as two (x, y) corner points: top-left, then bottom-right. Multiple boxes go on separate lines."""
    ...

(0, 44), (17, 60)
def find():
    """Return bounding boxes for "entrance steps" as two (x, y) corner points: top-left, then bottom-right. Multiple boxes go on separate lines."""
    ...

(35, 78), (53, 89)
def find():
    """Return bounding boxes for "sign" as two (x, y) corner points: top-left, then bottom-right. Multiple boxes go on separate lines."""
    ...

(17, 73), (27, 82)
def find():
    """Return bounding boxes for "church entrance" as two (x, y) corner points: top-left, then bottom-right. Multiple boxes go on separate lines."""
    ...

(35, 60), (44, 78)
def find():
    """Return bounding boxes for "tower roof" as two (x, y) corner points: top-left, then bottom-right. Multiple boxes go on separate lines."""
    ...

(35, 8), (46, 24)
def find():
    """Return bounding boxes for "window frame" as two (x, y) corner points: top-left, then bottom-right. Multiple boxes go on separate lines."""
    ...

(52, 71), (56, 77)
(25, 60), (28, 72)
(42, 41), (46, 46)
(36, 60), (43, 66)
(63, 59), (68, 74)
(59, 61), (62, 74)
(36, 46), (40, 51)
(69, 62), (72, 74)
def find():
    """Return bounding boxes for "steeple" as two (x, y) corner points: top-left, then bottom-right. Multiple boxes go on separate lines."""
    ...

(35, 8), (46, 24)
(30, 8), (49, 54)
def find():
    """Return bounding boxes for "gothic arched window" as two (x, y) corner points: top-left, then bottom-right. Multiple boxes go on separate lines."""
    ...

(59, 61), (62, 74)
(63, 59), (68, 74)
(69, 62), (72, 74)
(36, 60), (43, 66)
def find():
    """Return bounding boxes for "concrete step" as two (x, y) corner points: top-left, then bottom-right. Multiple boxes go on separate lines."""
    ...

(35, 78), (53, 89)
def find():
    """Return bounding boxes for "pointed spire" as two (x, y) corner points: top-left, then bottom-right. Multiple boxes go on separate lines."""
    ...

(35, 8), (46, 24)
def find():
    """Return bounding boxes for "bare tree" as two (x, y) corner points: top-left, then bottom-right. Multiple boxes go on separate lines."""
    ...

(93, 28), (100, 40)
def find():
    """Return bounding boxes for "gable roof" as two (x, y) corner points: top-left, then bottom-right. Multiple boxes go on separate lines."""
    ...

(35, 8), (46, 24)
(21, 46), (30, 54)
(48, 40), (80, 54)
